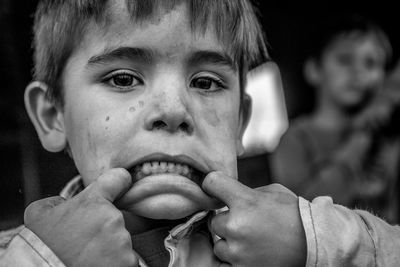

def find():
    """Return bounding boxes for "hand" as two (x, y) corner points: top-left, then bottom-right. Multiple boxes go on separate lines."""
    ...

(353, 94), (396, 134)
(202, 172), (306, 267)
(24, 168), (139, 267)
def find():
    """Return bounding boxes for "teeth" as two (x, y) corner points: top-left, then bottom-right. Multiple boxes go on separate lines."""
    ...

(182, 165), (189, 175)
(160, 162), (167, 171)
(133, 161), (198, 181)
(167, 162), (175, 172)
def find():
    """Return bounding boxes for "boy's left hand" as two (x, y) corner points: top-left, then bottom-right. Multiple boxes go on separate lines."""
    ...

(202, 172), (306, 267)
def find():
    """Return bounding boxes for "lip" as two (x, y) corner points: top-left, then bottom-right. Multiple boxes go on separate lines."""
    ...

(126, 153), (209, 177)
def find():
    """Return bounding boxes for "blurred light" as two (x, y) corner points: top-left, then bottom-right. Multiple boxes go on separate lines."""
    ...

(242, 62), (288, 156)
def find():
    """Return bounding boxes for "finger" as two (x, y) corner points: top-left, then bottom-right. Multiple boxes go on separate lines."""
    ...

(202, 171), (251, 207)
(24, 196), (66, 224)
(214, 239), (232, 263)
(85, 168), (132, 202)
(210, 210), (229, 238)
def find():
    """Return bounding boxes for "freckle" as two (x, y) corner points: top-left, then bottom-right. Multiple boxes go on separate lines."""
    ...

(105, 116), (110, 121)
(129, 106), (136, 112)
(139, 101), (144, 107)
(105, 127), (109, 130)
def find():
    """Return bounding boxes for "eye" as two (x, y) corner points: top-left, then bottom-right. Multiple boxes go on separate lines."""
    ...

(103, 70), (143, 91)
(190, 73), (227, 92)
(336, 53), (353, 66)
(364, 57), (382, 70)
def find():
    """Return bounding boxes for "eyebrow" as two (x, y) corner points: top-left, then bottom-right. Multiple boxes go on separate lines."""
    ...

(87, 47), (154, 67)
(187, 50), (237, 71)
(86, 47), (236, 71)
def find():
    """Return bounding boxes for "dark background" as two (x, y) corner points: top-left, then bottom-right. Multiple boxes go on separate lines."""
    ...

(0, 1), (398, 229)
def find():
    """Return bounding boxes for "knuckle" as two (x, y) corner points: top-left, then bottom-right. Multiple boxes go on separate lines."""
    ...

(268, 183), (295, 195)
(104, 209), (125, 228)
(214, 241), (228, 257)
(24, 204), (38, 225)
(225, 219), (240, 235)
(23, 199), (50, 225)
(227, 243), (241, 262)
(119, 230), (132, 247)
(268, 183), (286, 191)
(120, 254), (138, 267)
(114, 210), (125, 224)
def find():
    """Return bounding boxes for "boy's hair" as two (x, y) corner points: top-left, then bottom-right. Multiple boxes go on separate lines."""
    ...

(33, 0), (269, 105)
(306, 13), (392, 69)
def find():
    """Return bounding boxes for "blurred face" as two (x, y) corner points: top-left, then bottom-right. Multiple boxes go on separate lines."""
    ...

(61, 3), (245, 219)
(316, 32), (386, 109)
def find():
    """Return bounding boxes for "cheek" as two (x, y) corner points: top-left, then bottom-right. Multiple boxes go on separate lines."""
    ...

(365, 70), (384, 85)
(64, 105), (128, 181)
(194, 97), (241, 177)
(199, 95), (240, 139)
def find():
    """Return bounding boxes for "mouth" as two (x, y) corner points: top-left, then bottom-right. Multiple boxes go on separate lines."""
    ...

(127, 154), (207, 185)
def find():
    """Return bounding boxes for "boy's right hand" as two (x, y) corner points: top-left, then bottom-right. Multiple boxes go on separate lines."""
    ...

(24, 168), (139, 267)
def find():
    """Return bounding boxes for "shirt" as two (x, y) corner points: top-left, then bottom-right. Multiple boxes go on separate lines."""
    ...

(1, 176), (400, 266)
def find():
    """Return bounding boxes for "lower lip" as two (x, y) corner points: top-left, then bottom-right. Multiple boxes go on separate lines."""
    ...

(133, 173), (201, 194)
(117, 173), (218, 210)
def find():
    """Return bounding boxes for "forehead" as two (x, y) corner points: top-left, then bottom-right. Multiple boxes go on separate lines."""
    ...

(76, 2), (230, 61)
(327, 32), (386, 58)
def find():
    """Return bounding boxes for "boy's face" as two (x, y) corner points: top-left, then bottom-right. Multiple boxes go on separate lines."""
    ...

(59, 3), (246, 219)
(314, 33), (386, 109)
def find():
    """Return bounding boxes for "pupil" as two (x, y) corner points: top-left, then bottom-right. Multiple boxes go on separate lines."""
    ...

(196, 78), (211, 89)
(114, 75), (132, 86)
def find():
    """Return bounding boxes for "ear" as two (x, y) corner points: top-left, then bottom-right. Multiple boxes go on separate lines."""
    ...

(24, 81), (67, 152)
(236, 93), (252, 157)
(303, 58), (321, 87)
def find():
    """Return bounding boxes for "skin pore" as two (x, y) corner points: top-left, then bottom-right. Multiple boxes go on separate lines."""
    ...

(57, 3), (248, 223)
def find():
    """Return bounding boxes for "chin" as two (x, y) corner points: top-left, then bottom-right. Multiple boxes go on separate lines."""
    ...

(117, 173), (221, 219)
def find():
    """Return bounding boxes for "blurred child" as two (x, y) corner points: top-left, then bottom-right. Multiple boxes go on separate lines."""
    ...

(271, 14), (400, 223)
(0, 3), (400, 267)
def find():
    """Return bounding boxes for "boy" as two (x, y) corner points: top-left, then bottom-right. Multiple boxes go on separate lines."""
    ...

(271, 14), (400, 223)
(0, 1), (400, 266)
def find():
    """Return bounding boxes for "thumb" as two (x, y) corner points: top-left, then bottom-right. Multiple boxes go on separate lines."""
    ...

(202, 171), (251, 208)
(85, 168), (132, 203)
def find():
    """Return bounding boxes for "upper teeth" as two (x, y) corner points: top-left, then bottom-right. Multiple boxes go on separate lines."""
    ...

(134, 161), (194, 180)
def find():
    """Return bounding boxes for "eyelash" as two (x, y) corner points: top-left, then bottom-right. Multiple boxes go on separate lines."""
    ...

(190, 73), (228, 93)
(102, 70), (228, 93)
(102, 70), (143, 91)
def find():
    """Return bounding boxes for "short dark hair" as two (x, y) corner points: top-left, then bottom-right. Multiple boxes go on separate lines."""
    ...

(306, 13), (392, 68)
(33, 0), (269, 104)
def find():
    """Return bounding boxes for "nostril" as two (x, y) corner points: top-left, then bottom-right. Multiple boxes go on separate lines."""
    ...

(152, 120), (167, 130)
(179, 122), (191, 133)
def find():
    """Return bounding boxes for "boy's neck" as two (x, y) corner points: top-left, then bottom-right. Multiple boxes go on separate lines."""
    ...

(122, 211), (187, 235)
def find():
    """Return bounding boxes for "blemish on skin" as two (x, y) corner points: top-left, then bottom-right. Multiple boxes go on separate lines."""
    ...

(105, 116), (110, 121)
(139, 101), (144, 108)
(129, 106), (136, 112)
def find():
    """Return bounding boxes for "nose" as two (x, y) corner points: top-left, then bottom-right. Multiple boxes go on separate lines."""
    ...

(144, 89), (194, 135)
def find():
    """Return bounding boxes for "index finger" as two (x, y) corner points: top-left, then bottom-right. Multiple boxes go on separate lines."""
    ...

(202, 171), (251, 207)
(84, 168), (132, 202)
